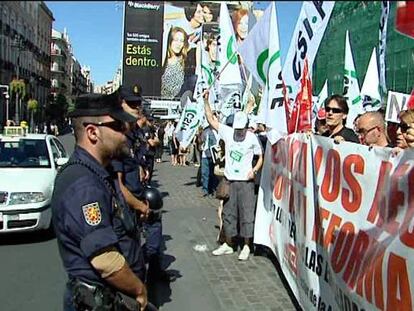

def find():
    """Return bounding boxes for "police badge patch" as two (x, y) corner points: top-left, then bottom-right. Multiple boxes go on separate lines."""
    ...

(82, 202), (102, 226)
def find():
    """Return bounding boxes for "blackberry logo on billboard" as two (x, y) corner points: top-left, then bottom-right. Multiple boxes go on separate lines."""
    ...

(123, 1), (164, 96)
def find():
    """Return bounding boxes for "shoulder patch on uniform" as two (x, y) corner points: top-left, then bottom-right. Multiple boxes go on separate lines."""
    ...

(82, 202), (102, 226)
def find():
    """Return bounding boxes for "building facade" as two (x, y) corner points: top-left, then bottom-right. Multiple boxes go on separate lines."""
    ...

(0, 1), (54, 126)
(312, 1), (414, 98)
(50, 28), (71, 102)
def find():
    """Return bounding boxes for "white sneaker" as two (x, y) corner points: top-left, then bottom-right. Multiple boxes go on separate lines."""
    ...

(238, 245), (250, 261)
(212, 243), (234, 256)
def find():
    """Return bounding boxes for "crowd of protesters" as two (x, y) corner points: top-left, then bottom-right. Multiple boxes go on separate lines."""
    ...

(159, 92), (414, 262)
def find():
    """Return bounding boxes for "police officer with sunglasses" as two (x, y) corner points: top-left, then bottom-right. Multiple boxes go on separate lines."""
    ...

(52, 92), (149, 311)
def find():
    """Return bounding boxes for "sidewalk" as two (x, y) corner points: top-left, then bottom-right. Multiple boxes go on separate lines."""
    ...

(149, 157), (299, 311)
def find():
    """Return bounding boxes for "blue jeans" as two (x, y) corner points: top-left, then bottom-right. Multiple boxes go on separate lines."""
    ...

(201, 157), (216, 194)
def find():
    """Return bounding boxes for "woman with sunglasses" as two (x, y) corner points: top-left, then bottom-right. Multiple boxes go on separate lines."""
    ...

(322, 94), (359, 143)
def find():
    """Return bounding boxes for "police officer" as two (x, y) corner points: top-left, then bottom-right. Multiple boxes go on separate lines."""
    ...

(117, 86), (171, 283)
(112, 86), (149, 219)
(142, 117), (159, 183)
(52, 92), (148, 311)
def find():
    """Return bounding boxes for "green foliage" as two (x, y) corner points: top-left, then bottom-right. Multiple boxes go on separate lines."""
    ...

(27, 99), (39, 111)
(45, 93), (68, 121)
(9, 79), (26, 98)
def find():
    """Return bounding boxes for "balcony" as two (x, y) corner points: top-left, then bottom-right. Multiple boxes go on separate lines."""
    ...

(51, 49), (63, 56)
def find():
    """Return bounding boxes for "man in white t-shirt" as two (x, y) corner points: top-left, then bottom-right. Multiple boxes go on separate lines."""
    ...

(203, 92), (263, 261)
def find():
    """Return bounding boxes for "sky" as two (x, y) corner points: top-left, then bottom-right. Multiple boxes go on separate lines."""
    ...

(46, 1), (302, 87)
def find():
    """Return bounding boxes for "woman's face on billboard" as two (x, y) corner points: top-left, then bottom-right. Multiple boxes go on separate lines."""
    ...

(208, 40), (218, 62)
(237, 15), (249, 40)
(171, 31), (185, 55)
(193, 4), (204, 25)
(203, 5), (213, 22)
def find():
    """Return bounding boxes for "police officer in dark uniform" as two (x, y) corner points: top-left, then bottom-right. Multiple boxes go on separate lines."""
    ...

(116, 86), (171, 283)
(142, 118), (159, 183)
(112, 86), (149, 218)
(52, 92), (148, 311)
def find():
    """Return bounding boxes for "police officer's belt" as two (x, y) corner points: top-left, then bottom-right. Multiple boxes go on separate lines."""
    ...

(68, 278), (140, 311)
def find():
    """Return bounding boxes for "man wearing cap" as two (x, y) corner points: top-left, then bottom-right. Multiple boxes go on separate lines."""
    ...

(51, 92), (148, 310)
(204, 93), (263, 261)
(115, 86), (170, 283)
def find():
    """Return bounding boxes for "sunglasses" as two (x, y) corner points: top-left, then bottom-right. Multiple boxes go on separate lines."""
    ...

(399, 122), (410, 133)
(83, 120), (127, 133)
(325, 107), (343, 114)
(356, 125), (378, 136)
(126, 101), (142, 109)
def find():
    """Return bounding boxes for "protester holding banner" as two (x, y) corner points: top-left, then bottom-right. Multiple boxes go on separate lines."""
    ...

(400, 109), (414, 148)
(204, 93), (263, 261)
(321, 94), (359, 143)
(161, 27), (189, 99)
(355, 111), (392, 147)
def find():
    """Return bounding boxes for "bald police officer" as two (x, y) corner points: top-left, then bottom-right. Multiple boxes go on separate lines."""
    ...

(52, 93), (147, 311)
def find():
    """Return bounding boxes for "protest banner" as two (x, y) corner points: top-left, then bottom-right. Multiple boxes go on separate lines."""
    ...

(255, 134), (414, 310)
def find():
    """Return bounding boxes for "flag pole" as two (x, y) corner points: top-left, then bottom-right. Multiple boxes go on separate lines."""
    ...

(195, 50), (239, 99)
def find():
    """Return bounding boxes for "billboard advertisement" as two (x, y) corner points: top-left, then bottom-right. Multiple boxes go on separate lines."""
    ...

(122, 1), (250, 98)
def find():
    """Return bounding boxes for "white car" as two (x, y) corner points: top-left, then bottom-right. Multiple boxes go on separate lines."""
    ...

(0, 127), (69, 233)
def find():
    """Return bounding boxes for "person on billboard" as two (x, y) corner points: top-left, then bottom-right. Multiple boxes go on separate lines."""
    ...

(161, 27), (189, 99)
(201, 2), (218, 23)
(231, 8), (249, 45)
(183, 3), (204, 46)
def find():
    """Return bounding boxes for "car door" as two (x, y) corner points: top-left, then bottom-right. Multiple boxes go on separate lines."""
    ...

(51, 138), (68, 158)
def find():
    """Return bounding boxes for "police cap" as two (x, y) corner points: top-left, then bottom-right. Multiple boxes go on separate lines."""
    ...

(68, 92), (136, 123)
(118, 84), (144, 104)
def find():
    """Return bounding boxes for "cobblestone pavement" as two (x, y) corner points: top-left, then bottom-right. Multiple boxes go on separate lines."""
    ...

(148, 156), (300, 311)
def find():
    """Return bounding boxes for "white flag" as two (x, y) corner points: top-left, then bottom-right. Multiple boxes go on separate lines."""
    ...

(218, 85), (242, 118)
(361, 47), (381, 110)
(379, 1), (390, 95)
(218, 2), (242, 86)
(238, 2), (286, 132)
(174, 98), (203, 149)
(282, 2), (335, 105)
(343, 30), (363, 128)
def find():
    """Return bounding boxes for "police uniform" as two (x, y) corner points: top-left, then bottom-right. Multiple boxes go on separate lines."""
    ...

(112, 127), (146, 199)
(118, 86), (169, 282)
(51, 93), (145, 310)
(142, 124), (157, 182)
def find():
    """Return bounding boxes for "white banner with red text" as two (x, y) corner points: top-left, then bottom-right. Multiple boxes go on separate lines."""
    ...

(254, 134), (413, 311)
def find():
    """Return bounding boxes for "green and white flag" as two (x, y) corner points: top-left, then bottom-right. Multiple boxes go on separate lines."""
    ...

(361, 47), (381, 111)
(343, 30), (363, 128)
(175, 97), (203, 149)
(218, 2), (242, 86)
(313, 79), (328, 115)
(238, 2), (285, 132)
(282, 2), (335, 106)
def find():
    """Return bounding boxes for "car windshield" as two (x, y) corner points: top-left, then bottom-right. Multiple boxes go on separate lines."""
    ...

(0, 139), (51, 168)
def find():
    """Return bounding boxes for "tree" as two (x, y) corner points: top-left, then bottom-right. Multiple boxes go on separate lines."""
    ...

(9, 79), (26, 122)
(46, 93), (67, 123)
(27, 99), (38, 133)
